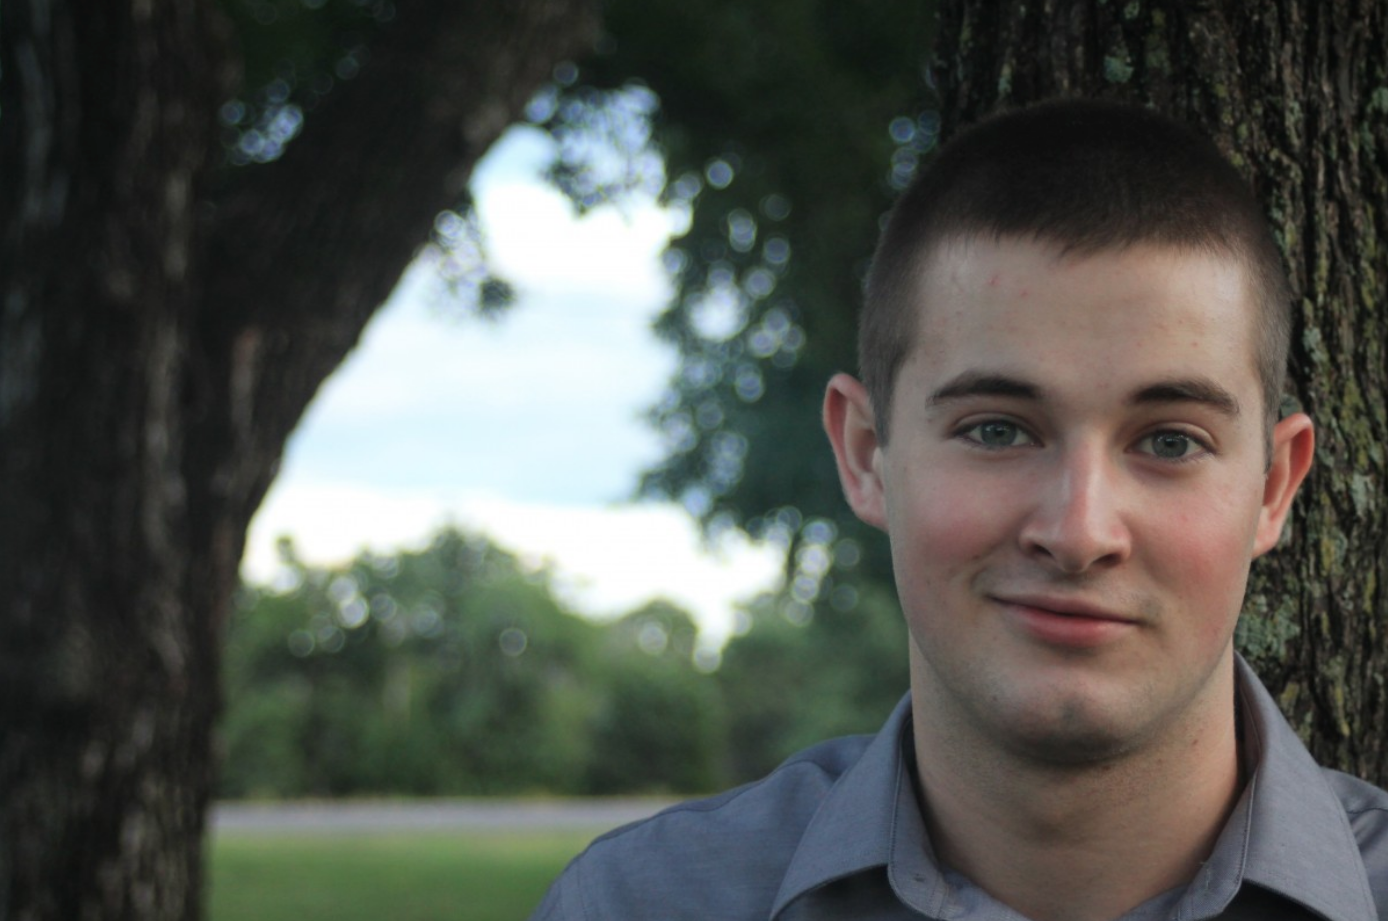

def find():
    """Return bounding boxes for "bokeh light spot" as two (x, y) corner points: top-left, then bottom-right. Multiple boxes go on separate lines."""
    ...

(498, 627), (528, 657)
(704, 158), (734, 189)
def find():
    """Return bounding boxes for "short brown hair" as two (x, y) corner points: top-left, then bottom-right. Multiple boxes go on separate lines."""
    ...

(861, 98), (1292, 443)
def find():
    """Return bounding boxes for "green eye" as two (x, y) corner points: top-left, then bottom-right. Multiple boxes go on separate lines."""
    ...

(969, 421), (1031, 447)
(1145, 431), (1198, 459)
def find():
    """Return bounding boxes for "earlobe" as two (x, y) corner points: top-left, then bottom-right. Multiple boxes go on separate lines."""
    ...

(823, 373), (888, 530)
(1253, 412), (1316, 557)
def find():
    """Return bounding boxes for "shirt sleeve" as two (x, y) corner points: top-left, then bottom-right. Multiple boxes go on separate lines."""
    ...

(527, 883), (563, 921)
(526, 859), (585, 921)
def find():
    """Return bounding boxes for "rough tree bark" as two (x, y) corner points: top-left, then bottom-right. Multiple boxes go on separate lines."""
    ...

(934, 0), (1388, 785)
(0, 1), (597, 918)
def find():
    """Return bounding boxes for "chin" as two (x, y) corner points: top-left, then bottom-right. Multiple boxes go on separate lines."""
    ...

(993, 695), (1149, 768)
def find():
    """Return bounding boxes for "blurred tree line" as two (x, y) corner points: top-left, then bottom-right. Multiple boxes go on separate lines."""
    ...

(221, 525), (909, 798)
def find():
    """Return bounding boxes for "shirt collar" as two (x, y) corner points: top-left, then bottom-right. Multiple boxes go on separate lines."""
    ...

(770, 695), (911, 916)
(770, 656), (1378, 921)
(1226, 653), (1378, 921)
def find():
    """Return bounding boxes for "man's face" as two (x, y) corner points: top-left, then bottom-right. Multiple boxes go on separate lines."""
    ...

(829, 235), (1311, 765)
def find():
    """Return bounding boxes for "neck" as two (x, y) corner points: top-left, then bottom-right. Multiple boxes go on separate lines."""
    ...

(910, 651), (1242, 921)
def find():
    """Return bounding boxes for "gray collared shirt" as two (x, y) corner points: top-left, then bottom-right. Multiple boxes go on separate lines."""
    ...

(531, 656), (1388, 920)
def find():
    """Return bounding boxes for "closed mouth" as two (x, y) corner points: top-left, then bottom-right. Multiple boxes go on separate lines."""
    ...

(991, 594), (1134, 624)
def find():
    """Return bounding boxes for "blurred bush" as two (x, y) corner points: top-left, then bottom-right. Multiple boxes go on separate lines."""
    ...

(220, 528), (725, 797)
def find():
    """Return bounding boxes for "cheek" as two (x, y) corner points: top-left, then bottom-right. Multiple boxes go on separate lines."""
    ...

(888, 472), (1022, 585)
(1147, 492), (1258, 632)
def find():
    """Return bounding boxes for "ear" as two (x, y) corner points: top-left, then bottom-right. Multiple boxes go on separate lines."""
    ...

(1252, 412), (1315, 557)
(824, 373), (888, 530)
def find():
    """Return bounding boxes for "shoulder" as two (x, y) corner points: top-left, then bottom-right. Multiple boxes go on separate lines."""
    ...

(530, 733), (875, 921)
(1322, 767), (1388, 914)
(1322, 767), (1388, 841)
(584, 730), (873, 850)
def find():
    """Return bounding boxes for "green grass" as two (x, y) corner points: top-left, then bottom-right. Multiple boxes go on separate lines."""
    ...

(208, 829), (597, 921)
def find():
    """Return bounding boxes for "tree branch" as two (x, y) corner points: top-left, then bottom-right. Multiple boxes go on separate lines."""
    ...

(194, 0), (600, 540)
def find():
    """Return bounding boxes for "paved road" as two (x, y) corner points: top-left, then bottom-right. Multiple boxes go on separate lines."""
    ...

(211, 798), (681, 835)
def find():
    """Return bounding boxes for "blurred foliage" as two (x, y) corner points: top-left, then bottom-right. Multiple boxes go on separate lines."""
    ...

(216, 0), (394, 166)
(214, 0), (513, 314)
(716, 580), (910, 780)
(539, 0), (935, 540)
(221, 529), (723, 797)
(524, 0), (934, 751)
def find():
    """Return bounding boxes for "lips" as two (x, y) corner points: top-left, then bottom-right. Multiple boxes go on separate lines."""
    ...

(992, 594), (1137, 649)
(997, 593), (1134, 623)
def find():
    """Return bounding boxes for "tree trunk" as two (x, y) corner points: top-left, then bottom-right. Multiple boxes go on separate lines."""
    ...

(0, 0), (597, 918)
(934, 0), (1388, 785)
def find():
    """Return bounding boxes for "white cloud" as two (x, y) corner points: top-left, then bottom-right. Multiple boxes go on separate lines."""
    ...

(301, 263), (673, 425)
(277, 265), (678, 504)
(472, 126), (680, 304)
(243, 480), (784, 648)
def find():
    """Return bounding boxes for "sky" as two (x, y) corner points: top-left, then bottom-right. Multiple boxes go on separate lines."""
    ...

(242, 126), (785, 648)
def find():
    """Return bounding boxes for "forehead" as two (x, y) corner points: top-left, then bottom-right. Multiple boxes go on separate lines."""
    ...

(904, 235), (1261, 383)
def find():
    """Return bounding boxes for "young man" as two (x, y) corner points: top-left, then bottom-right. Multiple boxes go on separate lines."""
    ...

(531, 100), (1388, 920)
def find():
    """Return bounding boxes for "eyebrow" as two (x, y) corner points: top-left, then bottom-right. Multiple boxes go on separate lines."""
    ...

(1130, 379), (1242, 417)
(928, 372), (1040, 406)
(927, 372), (1242, 417)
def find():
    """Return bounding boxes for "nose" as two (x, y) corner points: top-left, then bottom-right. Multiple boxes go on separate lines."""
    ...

(1019, 444), (1132, 573)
